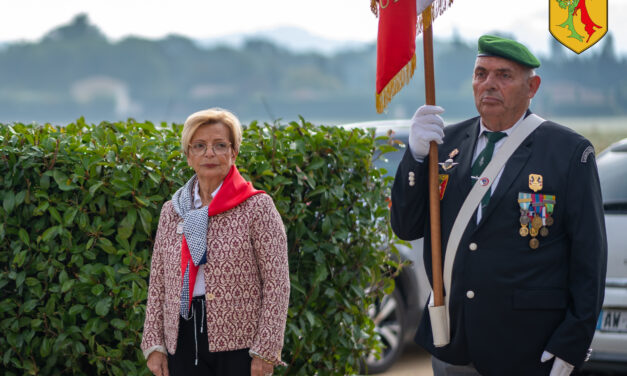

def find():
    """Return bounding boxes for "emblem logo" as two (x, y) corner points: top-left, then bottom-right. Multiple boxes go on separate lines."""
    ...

(529, 174), (543, 192)
(479, 177), (490, 186)
(549, 0), (607, 54)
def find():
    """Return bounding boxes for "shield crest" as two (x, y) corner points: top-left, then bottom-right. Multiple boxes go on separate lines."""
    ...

(529, 174), (543, 192)
(549, 0), (608, 54)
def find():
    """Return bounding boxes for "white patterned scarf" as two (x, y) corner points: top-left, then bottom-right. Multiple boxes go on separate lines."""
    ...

(172, 175), (208, 319)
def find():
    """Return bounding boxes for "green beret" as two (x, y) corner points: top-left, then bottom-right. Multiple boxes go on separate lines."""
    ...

(477, 34), (540, 68)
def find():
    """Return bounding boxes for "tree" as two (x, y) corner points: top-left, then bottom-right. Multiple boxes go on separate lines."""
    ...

(43, 14), (106, 42)
(599, 32), (616, 63)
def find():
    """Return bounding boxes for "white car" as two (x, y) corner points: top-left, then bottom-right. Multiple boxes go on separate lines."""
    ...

(582, 138), (627, 375)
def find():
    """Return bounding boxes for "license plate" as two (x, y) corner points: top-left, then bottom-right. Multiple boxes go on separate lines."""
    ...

(597, 309), (627, 333)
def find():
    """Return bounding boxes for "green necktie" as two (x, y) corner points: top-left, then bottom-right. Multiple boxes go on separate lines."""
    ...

(471, 131), (507, 208)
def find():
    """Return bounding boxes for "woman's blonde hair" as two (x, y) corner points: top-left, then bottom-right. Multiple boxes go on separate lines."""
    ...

(181, 108), (242, 155)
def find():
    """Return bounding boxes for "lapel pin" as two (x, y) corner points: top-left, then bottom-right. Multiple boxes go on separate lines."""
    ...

(439, 174), (449, 200)
(439, 148), (460, 171)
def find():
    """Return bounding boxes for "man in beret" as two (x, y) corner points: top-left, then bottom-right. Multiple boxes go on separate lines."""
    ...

(391, 35), (606, 375)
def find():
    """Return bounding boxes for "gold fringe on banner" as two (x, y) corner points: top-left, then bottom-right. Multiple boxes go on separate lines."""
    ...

(418, 0), (455, 34)
(376, 54), (417, 113)
(371, 1), (456, 29)
(371, 0), (378, 16)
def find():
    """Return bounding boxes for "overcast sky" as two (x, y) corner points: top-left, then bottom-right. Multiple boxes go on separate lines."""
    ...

(1, 0), (625, 56)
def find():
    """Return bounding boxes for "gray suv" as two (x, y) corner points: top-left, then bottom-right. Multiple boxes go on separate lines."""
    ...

(581, 138), (627, 375)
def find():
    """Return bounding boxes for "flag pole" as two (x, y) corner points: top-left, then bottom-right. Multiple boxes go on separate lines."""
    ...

(422, 6), (444, 309)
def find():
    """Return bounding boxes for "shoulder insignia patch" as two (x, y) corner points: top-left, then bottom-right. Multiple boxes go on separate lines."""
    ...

(581, 145), (595, 163)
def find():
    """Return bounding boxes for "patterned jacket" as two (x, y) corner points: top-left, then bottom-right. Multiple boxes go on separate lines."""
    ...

(140, 193), (290, 365)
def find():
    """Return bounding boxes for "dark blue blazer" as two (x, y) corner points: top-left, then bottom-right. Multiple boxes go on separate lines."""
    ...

(391, 115), (607, 376)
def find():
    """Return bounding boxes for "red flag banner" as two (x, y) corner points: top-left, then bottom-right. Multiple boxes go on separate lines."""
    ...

(373, 0), (454, 113)
(375, 0), (417, 113)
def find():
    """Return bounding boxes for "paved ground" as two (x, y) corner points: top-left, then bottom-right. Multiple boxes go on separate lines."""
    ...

(378, 346), (613, 376)
(380, 343), (433, 376)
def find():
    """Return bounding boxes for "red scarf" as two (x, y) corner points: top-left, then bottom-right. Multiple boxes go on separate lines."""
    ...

(180, 165), (264, 310)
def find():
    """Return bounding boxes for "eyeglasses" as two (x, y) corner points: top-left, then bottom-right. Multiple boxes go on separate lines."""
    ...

(188, 141), (232, 156)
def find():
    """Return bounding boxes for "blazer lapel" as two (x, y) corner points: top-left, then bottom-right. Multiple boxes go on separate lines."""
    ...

(477, 130), (535, 227)
(451, 119), (480, 199)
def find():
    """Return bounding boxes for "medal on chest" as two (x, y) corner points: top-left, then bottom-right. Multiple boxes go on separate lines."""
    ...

(517, 174), (556, 250)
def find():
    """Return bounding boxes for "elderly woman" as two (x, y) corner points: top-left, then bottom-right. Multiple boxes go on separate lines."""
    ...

(141, 108), (290, 376)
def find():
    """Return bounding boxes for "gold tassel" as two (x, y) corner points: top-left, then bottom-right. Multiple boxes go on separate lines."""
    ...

(417, 0), (455, 35)
(376, 54), (417, 113)
(371, 0), (379, 17)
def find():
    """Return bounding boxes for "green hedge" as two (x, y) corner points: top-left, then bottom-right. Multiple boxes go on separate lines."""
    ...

(0, 117), (399, 375)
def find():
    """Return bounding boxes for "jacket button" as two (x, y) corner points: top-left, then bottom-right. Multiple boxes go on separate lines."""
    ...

(206, 293), (215, 301)
(469, 242), (478, 251)
(466, 290), (475, 299)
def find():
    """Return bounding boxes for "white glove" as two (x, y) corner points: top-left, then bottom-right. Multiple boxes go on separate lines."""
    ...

(541, 351), (574, 376)
(408, 105), (445, 161)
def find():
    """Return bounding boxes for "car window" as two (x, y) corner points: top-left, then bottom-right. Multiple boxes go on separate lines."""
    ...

(374, 136), (408, 178)
(597, 150), (627, 212)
